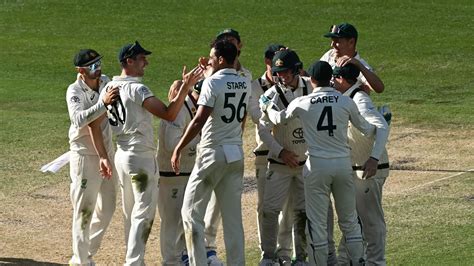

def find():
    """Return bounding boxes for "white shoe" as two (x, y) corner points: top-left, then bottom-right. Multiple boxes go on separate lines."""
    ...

(207, 255), (224, 266)
(259, 258), (280, 266)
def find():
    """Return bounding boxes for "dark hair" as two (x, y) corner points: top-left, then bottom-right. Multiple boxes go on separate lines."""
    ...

(212, 40), (237, 66)
(120, 54), (138, 68)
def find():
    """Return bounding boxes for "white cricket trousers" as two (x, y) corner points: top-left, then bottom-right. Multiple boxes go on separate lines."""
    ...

(338, 175), (388, 266)
(181, 146), (245, 266)
(69, 152), (117, 265)
(158, 175), (188, 265)
(260, 163), (307, 261)
(203, 191), (221, 252)
(115, 149), (159, 266)
(255, 161), (294, 259)
(304, 156), (364, 266)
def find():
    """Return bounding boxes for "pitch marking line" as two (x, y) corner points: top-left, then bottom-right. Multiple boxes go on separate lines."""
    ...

(399, 168), (474, 194)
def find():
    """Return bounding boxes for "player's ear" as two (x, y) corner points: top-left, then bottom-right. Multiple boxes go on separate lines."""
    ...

(218, 56), (225, 65)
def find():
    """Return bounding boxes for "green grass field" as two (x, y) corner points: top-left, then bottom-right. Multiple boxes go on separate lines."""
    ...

(1, 0), (473, 264)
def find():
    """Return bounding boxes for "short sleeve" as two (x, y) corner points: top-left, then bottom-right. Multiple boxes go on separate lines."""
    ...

(133, 85), (154, 105)
(197, 78), (216, 108)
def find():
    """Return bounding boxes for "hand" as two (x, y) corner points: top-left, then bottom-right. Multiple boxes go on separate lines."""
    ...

(103, 86), (119, 106)
(171, 148), (182, 175)
(279, 149), (300, 168)
(336, 55), (362, 69)
(168, 80), (183, 101)
(362, 157), (378, 179)
(198, 57), (214, 78)
(99, 157), (113, 179)
(182, 65), (204, 89)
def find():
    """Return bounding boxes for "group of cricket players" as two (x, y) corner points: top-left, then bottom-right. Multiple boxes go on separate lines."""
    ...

(66, 23), (391, 266)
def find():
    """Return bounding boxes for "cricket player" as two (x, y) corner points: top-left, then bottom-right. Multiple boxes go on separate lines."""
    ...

(249, 44), (296, 265)
(171, 40), (250, 266)
(66, 49), (118, 265)
(260, 60), (388, 265)
(332, 64), (390, 265)
(258, 49), (310, 265)
(321, 22), (385, 93)
(201, 28), (252, 264)
(157, 80), (201, 265)
(96, 41), (203, 265)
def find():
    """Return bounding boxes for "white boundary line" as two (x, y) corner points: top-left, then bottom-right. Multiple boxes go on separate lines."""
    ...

(400, 168), (474, 194)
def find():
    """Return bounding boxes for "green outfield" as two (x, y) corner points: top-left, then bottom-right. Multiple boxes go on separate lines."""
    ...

(0, 0), (473, 264)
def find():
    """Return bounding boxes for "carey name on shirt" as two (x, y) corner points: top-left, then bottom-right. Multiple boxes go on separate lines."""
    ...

(310, 95), (339, 104)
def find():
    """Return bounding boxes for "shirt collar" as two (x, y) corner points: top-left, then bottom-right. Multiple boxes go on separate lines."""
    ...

(313, 86), (336, 93)
(215, 68), (238, 76)
(342, 84), (361, 96)
(112, 75), (143, 82)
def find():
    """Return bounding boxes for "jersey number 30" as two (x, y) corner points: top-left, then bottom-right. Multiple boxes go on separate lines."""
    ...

(317, 106), (336, 136)
(221, 92), (247, 123)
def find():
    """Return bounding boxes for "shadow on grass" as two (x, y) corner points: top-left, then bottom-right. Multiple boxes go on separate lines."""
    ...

(0, 258), (63, 265)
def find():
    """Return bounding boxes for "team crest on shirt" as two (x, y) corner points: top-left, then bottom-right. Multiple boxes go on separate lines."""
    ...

(70, 96), (80, 103)
(140, 87), (149, 94)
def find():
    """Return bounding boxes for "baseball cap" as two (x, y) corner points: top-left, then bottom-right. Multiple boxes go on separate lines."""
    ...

(307, 61), (333, 83)
(264, 44), (286, 60)
(74, 49), (102, 67)
(118, 41), (152, 62)
(333, 64), (360, 81)
(324, 23), (358, 39)
(216, 28), (241, 43)
(271, 49), (301, 73)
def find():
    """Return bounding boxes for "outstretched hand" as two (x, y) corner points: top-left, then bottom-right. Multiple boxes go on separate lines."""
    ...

(182, 65), (204, 88)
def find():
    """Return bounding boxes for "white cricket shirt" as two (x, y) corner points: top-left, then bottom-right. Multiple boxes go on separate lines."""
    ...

(67, 74), (113, 155)
(266, 86), (377, 159)
(101, 76), (155, 153)
(197, 68), (250, 148)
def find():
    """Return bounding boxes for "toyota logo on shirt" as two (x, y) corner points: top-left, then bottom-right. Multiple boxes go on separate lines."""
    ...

(292, 128), (306, 144)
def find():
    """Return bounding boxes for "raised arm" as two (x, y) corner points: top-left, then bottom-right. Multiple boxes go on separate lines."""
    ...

(67, 86), (119, 129)
(338, 56), (384, 93)
(143, 66), (203, 121)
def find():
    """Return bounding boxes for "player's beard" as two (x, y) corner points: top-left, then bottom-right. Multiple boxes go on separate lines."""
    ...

(85, 69), (101, 80)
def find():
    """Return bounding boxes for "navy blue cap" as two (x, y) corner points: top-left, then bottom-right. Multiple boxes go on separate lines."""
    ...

(118, 41), (152, 62)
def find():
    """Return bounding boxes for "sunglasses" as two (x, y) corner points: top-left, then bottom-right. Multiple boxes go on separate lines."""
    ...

(83, 60), (101, 73)
(107, 97), (126, 126)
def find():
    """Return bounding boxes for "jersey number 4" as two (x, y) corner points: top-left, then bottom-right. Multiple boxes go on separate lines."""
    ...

(317, 106), (336, 136)
(221, 92), (247, 123)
